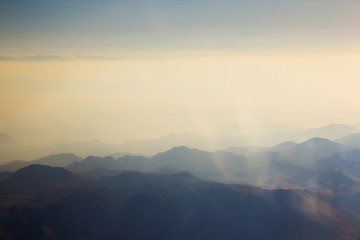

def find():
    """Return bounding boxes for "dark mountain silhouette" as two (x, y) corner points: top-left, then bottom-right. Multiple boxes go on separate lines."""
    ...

(81, 168), (127, 178)
(0, 171), (11, 181)
(0, 164), (86, 194)
(1, 167), (357, 240)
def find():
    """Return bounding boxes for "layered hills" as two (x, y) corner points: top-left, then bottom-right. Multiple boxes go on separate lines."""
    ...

(1, 131), (360, 239)
(1, 166), (359, 240)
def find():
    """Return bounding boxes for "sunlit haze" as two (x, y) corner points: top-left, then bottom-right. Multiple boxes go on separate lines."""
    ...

(2, 2), (360, 239)
(1, 0), (360, 147)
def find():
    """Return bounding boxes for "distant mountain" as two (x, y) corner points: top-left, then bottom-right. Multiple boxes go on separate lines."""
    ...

(272, 141), (297, 151)
(0, 153), (82, 172)
(226, 146), (270, 156)
(107, 152), (141, 159)
(254, 124), (359, 146)
(2, 123), (358, 162)
(336, 133), (360, 148)
(152, 146), (247, 182)
(0, 133), (35, 163)
(116, 124), (358, 154)
(302, 124), (358, 140)
(244, 138), (352, 189)
(278, 138), (346, 167)
(8, 123), (353, 160)
(118, 133), (210, 155)
(39, 140), (123, 158)
(64, 139), (360, 190)
(67, 146), (247, 183)
(31, 153), (82, 167)
(67, 155), (150, 172)
(0, 160), (28, 172)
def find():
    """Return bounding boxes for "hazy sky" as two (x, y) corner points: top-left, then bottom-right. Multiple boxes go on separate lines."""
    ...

(1, 0), (360, 146)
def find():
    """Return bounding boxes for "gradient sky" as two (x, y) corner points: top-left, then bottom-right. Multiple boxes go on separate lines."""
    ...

(1, 0), (360, 53)
(1, 0), (360, 146)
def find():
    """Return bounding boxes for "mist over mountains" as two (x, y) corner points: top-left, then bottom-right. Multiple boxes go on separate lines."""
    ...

(2, 124), (360, 239)
(1, 123), (359, 163)
(2, 0), (360, 238)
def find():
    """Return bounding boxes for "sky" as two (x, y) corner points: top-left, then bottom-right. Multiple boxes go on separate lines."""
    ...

(1, 0), (360, 146)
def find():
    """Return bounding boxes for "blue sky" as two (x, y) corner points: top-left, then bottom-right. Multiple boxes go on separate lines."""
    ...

(1, 0), (359, 53)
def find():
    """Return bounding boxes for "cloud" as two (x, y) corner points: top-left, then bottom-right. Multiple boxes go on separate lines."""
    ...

(0, 55), (65, 61)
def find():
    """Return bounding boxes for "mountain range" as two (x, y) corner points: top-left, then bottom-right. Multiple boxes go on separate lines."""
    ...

(0, 153), (82, 172)
(1, 123), (359, 163)
(2, 134), (360, 190)
(2, 131), (360, 239)
(1, 166), (359, 240)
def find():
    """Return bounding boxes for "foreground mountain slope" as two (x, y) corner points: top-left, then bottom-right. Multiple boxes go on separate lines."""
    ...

(0, 166), (359, 240)
(0, 164), (86, 194)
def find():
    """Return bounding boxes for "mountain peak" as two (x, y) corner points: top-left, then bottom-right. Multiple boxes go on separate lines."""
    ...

(4, 164), (79, 187)
(156, 146), (204, 156)
(12, 164), (74, 178)
(301, 137), (336, 145)
(273, 141), (297, 151)
(169, 146), (193, 151)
